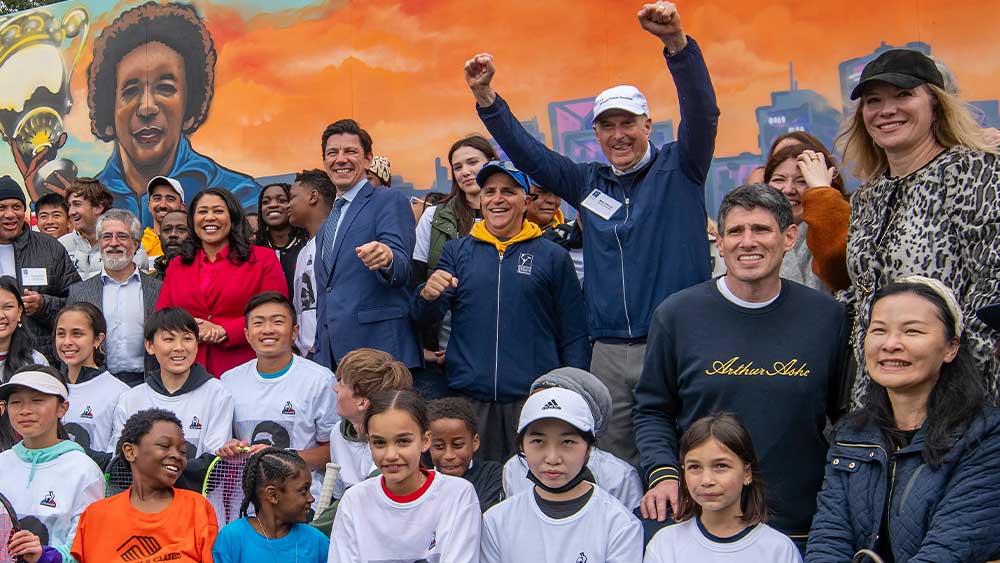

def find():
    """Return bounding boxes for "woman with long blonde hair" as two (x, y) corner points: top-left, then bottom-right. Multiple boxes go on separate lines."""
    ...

(818, 48), (1000, 406)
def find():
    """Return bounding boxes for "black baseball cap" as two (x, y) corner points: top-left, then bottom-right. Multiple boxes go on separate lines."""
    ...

(850, 49), (944, 100)
(977, 304), (1000, 331)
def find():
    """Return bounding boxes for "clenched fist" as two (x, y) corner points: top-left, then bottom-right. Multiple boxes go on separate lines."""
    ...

(638, 2), (687, 53)
(356, 241), (393, 270)
(464, 53), (498, 108)
(420, 269), (458, 302)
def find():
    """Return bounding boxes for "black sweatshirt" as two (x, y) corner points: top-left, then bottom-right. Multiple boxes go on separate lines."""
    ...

(633, 278), (849, 539)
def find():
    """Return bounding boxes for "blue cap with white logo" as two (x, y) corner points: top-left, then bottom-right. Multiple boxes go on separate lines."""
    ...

(476, 160), (531, 194)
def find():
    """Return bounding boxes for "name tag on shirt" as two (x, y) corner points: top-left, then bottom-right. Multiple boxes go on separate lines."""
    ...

(581, 189), (622, 220)
(21, 267), (47, 286)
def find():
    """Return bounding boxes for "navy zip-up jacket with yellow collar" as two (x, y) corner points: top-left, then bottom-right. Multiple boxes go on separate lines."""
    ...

(411, 222), (590, 402)
(476, 38), (719, 340)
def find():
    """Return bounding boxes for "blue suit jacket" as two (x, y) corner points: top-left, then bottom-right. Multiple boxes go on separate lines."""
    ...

(314, 181), (420, 369)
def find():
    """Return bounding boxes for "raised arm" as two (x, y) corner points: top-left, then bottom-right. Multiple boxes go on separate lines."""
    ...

(639, 2), (719, 184)
(467, 54), (590, 207)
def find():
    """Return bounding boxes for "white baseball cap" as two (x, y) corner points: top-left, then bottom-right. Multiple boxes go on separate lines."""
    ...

(592, 85), (649, 123)
(517, 387), (595, 434)
(147, 176), (185, 201)
(0, 370), (69, 401)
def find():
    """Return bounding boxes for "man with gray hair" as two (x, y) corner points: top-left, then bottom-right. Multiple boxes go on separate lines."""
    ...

(633, 184), (849, 551)
(68, 208), (162, 386)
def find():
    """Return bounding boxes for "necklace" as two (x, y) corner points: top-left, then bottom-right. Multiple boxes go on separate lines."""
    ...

(252, 517), (297, 563)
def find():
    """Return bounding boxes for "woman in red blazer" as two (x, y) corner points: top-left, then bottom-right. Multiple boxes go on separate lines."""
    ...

(157, 187), (288, 376)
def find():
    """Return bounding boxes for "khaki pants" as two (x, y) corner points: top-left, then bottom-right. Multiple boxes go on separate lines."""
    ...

(589, 340), (646, 466)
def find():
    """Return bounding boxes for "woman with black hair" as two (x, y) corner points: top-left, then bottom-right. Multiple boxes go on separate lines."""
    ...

(157, 187), (287, 376)
(807, 276), (1000, 562)
(0, 276), (50, 450)
(255, 182), (308, 293)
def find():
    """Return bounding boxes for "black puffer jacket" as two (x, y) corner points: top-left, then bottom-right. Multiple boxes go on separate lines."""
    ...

(10, 226), (80, 363)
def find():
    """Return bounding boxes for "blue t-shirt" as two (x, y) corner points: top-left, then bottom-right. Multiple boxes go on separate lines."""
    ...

(212, 517), (330, 563)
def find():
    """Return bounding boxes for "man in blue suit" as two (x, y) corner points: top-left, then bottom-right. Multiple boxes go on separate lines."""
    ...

(313, 119), (420, 370)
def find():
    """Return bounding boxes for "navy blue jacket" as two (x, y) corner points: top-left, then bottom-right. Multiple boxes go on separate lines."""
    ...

(411, 233), (590, 402)
(314, 181), (420, 369)
(476, 38), (719, 340)
(806, 407), (1000, 563)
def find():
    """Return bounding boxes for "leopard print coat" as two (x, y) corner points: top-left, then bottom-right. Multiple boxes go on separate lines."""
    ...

(840, 146), (1000, 405)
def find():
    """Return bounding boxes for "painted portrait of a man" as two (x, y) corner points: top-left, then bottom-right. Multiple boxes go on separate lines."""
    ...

(87, 1), (259, 226)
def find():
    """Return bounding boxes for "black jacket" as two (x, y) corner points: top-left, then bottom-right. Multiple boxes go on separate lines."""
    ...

(10, 226), (81, 363)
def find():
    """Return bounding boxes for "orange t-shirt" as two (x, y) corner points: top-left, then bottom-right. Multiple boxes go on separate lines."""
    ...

(71, 488), (218, 563)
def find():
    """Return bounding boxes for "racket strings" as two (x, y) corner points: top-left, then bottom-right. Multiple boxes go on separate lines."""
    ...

(0, 500), (20, 563)
(204, 454), (249, 528)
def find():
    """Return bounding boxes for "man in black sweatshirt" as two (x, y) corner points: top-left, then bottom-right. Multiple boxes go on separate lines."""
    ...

(634, 184), (849, 550)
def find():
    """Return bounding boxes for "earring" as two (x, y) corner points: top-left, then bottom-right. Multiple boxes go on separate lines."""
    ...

(744, 479), (752, 486)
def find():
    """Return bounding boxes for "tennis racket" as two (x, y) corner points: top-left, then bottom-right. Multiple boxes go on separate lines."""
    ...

(314, 462), (342, 515)
(0, 491), (24, 563)
(202, 449), (250, 528)
(103, 455), (133, 497)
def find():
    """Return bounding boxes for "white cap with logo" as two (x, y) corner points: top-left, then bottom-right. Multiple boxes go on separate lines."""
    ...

(147, 176), (185, 201)
(0, 370), (69, 401)
(517, 387), (595, 434)
(592, 85), (649, 123)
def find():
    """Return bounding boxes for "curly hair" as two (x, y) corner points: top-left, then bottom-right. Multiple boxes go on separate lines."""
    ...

(427, 397), (479, 436)
(87, 2), (216, 141)
(114, 407), (183, 460)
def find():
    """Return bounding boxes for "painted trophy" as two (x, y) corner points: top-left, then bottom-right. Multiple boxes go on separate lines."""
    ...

(0, 6), (88, 202)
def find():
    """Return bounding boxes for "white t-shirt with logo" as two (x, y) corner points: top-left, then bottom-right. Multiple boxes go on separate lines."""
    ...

(0, 243), (14, 277)
(502, 447), (643, 510)
(644, 518), (802, 563)
(328, 420), (375, 500)
(220, 355), (338, 502)
(64, 370), (130, 453)
(111, 378), (234, 458)
(329, 472), (481, 563)
(0, 447), (104, 555)
(292, 237), (318, 354)
(481, 485), (643, 563)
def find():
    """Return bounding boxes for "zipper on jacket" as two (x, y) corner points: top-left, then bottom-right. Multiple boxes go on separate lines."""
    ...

(493, 251), (503, 402)
(885, 452), (898, 551)
(613, 197), (633, 338)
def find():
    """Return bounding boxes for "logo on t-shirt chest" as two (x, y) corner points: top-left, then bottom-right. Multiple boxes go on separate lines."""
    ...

(189, 416), (203, 430)
(704, 356), (811, 378)
(281, 401), (296, 416)
(80, 405), (94, 419)
(39, 491), (56, 508)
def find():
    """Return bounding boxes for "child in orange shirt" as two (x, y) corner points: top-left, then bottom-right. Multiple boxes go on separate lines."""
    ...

(71, 408), (219, 563)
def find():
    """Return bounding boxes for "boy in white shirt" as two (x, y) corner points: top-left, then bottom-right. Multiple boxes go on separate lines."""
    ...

(217, 291), (338, 505)
(111, 307), (234, 491)
(482, 387), (643, 563)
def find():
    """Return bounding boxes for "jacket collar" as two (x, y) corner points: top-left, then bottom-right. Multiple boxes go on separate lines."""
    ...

(470, 220), (542, 254)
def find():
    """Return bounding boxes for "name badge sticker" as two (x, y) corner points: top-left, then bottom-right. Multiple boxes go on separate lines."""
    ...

(21, 268), (47, 287)
(580, 189), (623, 220)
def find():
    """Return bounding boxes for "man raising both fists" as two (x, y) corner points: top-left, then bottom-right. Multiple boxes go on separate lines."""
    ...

(411, 161), (590, 463)
(464, 2), (720, 477)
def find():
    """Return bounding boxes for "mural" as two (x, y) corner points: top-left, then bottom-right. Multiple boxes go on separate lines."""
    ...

(0, 0), (997, 223)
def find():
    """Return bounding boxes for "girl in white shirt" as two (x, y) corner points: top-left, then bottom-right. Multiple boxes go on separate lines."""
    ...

(0, 365), (105, 563)
(329, 389), (481, 563)
(644, 413), (801, 563)
(57, 303), (130, 454)
(481, 387), (643, 563)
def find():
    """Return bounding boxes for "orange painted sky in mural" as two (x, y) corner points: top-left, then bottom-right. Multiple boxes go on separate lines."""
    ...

(64, 0), (1000, 189)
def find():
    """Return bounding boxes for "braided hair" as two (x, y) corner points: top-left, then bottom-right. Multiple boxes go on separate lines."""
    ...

(240, 447), (307, 518)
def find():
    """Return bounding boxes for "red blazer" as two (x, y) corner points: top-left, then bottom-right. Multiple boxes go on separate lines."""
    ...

(157, 245), (287, 376)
